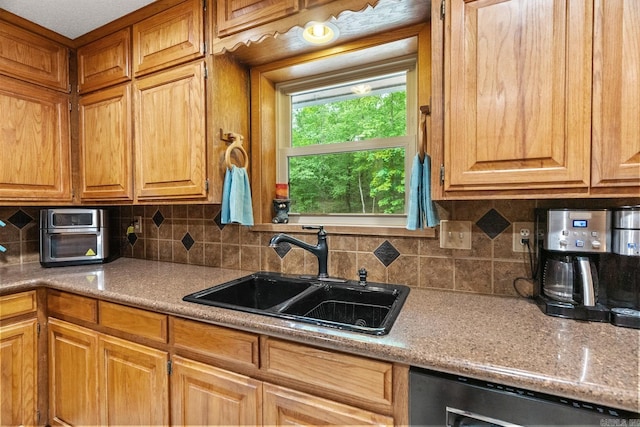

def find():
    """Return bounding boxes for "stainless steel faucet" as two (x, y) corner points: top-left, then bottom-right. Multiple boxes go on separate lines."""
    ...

(269, 225), (328, 278)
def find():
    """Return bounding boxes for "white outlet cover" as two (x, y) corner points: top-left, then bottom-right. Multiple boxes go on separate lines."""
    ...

(439, 220), (472, 250)
(512, 222), (535, 253)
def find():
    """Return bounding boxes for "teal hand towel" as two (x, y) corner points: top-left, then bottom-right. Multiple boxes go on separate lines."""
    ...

(422, 154), (440, 227)
(406, 154), (423, 230)
(221, 166), (254, 226)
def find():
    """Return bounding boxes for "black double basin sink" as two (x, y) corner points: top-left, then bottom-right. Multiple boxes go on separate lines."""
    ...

(183, 272), (410, 335)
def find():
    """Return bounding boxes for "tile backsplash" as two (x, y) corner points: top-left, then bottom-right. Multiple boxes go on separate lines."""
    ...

(1, 198), (636, 297)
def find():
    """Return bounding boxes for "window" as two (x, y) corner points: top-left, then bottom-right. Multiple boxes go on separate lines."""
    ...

(276, 58), (417, 226)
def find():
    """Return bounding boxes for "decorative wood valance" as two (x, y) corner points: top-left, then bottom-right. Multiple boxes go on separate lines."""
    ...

(213, 0), (381, 55)
(212, 0), (430, 67)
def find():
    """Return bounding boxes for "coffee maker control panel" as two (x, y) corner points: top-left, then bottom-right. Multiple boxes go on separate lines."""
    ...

(544, 209), (611, 253)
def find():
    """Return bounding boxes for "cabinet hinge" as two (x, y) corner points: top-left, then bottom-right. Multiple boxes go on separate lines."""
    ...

(37, 410), (40, 424)
(202, 42), (207, 55)
(205, 178), (209, 192)
(204, 63), (208, 79)
(202, 0), (207, 11)
(440, 165), (445, 184)
(68, 101), (72, 111)
(440, 0), (445, 20)
(167, 360), (172, 375)
(37, 322), (41, 337)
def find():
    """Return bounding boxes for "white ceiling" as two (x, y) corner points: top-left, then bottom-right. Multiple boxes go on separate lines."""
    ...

(0, 0), (157, 39)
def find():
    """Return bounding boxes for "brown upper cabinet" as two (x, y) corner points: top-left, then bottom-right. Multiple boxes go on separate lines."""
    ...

(0, 21), (69, 92)
(438, 0), (639, 199)
(134, 60), (207, 201)
(216, 0), (299, 36)
(77, 28), (131, 94)
(0, 21), (71, 203)
(133, 0), (205, 76)
(78, 84), (133, 201)
(590, 0), (640, 193)
(443, 0), (591, 195)
(0, 76), (71, 202)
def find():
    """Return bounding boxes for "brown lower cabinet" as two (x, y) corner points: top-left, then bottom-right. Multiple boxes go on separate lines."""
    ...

(0, 291), (38, 426)
(48, 319), (169, 426)
(44, 291), (406, 425)
(171, 355), (262, 425)
(0, 319), (38, 425)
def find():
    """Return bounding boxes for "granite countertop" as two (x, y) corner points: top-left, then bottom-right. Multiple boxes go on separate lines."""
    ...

(1, 258), (638, 413)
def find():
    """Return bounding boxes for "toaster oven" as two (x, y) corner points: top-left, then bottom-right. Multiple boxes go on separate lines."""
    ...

(39, 208), (110, 267)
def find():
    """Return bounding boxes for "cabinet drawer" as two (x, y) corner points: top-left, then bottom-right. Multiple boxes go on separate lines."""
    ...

(99, 301), (167, 343)
(261, 338), (393, 407)
(170, 317), (259, 369)
(0, 291), (37, 320)
(263, 383), (393, 426)
(48, 290), (98, 324)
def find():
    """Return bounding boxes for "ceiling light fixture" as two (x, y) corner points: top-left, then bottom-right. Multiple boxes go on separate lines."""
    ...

(301, 21), (339, 45)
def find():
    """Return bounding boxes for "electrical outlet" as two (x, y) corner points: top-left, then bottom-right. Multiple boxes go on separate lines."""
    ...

(439, 220), (472, 249)
(133, 216), (142, 234)
(512, 222), (534, 252)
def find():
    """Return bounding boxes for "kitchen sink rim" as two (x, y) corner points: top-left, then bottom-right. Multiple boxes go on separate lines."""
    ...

(182, 271), (410, 335)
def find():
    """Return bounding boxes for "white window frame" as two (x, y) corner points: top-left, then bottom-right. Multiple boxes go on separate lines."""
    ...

(275, 56), (418, 227)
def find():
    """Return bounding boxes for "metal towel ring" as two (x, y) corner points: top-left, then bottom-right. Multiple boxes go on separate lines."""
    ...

(224, 134), (249, 170)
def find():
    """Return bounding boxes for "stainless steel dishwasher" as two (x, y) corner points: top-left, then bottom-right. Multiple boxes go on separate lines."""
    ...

(409, 367), (639, 426)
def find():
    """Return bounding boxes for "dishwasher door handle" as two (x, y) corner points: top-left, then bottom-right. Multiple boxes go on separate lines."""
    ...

(446, 406), (523, 427)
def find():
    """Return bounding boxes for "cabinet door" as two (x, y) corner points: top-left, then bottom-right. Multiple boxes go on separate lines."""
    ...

(216, 0), (299, 36)
(134, 61), (207, 200)
(0, 21), (69, 91)
(48, 318), (99, 426)
(98, 334), (169, 426)
(78, 84), (133, 201)
(0, 76), (71, 201)
(77, 28), (131, 94)
(171, 355), (261, 426)
(0, 319), (37, 426)
(591, 0), (640, 191)
(133, 0), (204, 76)
(445, 0), (592, 193)
(263, 383), (393, 426)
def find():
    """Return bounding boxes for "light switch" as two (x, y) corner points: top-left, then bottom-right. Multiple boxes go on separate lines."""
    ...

(439, 220), (472, 249)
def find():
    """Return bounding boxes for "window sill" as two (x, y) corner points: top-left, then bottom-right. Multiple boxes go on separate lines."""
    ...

(250, 223), (436, 237)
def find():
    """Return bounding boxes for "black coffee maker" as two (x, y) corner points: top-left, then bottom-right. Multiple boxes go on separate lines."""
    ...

(534, 209), (611, 321)
(600, 206), (640, 329)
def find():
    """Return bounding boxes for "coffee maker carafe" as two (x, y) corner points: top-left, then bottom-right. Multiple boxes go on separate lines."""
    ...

(534, 209), (611, 321)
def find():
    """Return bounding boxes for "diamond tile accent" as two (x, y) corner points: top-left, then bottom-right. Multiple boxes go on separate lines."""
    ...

(273, 242), (291, 258)
(181, 232), (195, 251)
(374, 240), (400, 267)
(214, 211), (225, 230)
(152, 210), (165, 227)
(476, 208), (510, 239)
(8, 210), (33, 229)
(127, 233), (138, 246)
